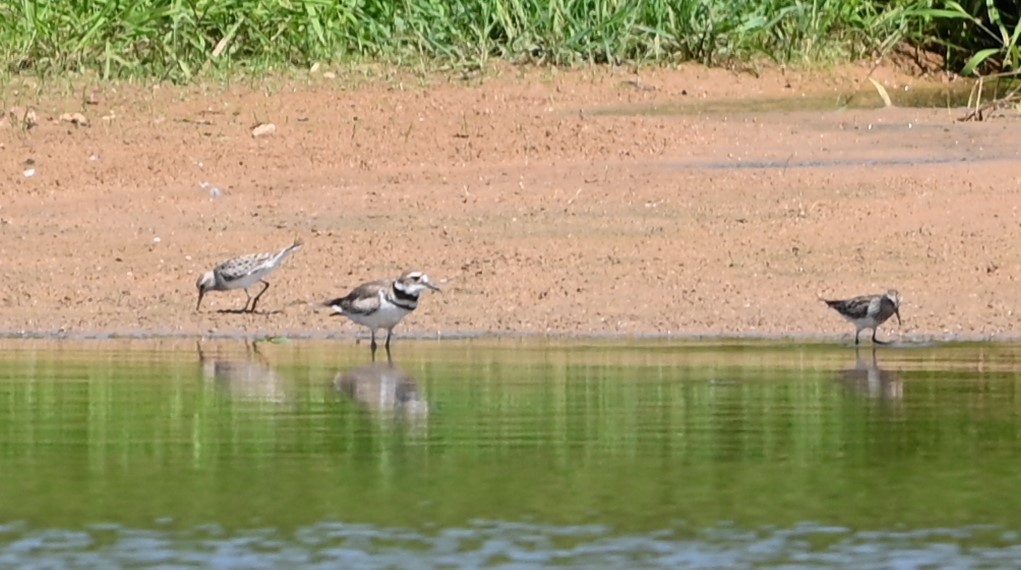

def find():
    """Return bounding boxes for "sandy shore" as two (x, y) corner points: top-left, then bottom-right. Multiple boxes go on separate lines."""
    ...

(0, 63), (1017, 342)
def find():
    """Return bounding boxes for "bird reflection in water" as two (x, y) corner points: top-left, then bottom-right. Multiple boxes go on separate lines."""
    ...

(835, 347), (903, 400)
(334, 362), (429, 427)
(197, 338), (287, 403)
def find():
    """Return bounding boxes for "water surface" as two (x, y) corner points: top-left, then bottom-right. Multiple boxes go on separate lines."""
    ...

(0, 339), (1019, 568)
(601, 83), (978, 115)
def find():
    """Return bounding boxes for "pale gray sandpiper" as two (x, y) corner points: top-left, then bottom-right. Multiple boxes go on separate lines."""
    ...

(196, 238), (303, 313)
(325, 271), (441, 360)
(822, 289), (902, 345)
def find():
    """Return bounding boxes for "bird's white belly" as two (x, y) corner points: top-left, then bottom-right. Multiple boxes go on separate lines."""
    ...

(223, 270), (265, 290)
(849, 316), (879, 329)
(346, 302), (411, 331)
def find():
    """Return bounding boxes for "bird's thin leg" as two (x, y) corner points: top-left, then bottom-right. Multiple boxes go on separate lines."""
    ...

(854, 329), (861, 345)
(370, 330), (378, 362)
(872, 328), (889, 345)
(383, 329), (394, 364)
(249, 280), (271, 313)
(242, 288), (254, 312)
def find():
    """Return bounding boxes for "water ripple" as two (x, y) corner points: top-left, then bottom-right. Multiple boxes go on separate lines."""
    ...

(0, 520), (1018, 569)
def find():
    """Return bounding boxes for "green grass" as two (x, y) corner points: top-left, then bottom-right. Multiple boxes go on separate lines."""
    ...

(0, 0), (1014, 81)
(917, 0), (1021, 74)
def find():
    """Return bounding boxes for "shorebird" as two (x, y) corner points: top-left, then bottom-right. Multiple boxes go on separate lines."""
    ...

(822, 289), (902, 345)
(325, 270), (440, 360)
(196, 238), (303, 313)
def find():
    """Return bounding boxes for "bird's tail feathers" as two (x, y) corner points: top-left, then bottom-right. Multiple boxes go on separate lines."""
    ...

(274, 238), (303, 262)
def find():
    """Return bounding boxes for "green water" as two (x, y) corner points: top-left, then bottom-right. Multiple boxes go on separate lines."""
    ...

(1, 339), (1021, 567)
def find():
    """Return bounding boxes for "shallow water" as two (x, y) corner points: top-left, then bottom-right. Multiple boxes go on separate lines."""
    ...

(600, 84), (977, 115)
(1, 339), (1021, 568)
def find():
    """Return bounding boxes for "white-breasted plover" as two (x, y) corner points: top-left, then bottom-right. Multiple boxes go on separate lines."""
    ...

(325, 270), (440, 359)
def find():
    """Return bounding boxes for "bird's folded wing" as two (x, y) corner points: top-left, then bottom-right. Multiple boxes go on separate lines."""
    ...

(838, 296), (873, 319)
(218, 253), (271, 282)
(341, 282), (389, 315)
